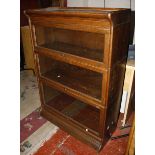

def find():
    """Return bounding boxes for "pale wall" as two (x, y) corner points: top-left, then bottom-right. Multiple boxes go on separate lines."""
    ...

(67, 0), (135, 10)
(67, 0), (88, 7)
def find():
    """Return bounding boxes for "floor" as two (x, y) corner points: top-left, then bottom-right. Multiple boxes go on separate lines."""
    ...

(20, 71), (58, 155)
(33, 125), (131, 155)
(20, 70), (132, 155)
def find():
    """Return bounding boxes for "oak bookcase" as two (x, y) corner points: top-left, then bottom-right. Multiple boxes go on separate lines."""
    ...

(25, 7), (131, 151)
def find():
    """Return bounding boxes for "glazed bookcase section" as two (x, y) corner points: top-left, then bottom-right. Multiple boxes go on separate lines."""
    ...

(38, 54), (102, 101)
(42, 83), (100, 135)
(34, 26), (105, 62)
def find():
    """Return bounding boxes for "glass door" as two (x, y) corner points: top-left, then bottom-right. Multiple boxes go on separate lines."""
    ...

(42, 83), (100, 135)
(35, 26), (105, 62)
(37, 54), (103, 101)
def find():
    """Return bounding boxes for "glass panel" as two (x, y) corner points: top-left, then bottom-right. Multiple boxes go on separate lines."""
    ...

(35, 26), (104, 62)
(38, 55), (102, 100)
(43, 84), (100, 133)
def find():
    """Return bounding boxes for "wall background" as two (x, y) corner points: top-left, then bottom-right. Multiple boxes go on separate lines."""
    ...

(67, 0), (135, 44)
(67, 0), (135, 10)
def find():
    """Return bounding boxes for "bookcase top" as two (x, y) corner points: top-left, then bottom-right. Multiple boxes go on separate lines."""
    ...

(25, 7), (130, 19)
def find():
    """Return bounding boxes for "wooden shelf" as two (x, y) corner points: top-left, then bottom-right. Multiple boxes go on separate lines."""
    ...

(41, 67), (102, 101)
(41, 41), (103, 62)
(35, 45), (106, 73)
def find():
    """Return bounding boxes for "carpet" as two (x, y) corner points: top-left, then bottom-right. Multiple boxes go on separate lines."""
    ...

(20, 107), (47, 143)
(33, 128), (130, 155)
(33, 114), (134, 155)
(20, 70), (59, 155)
